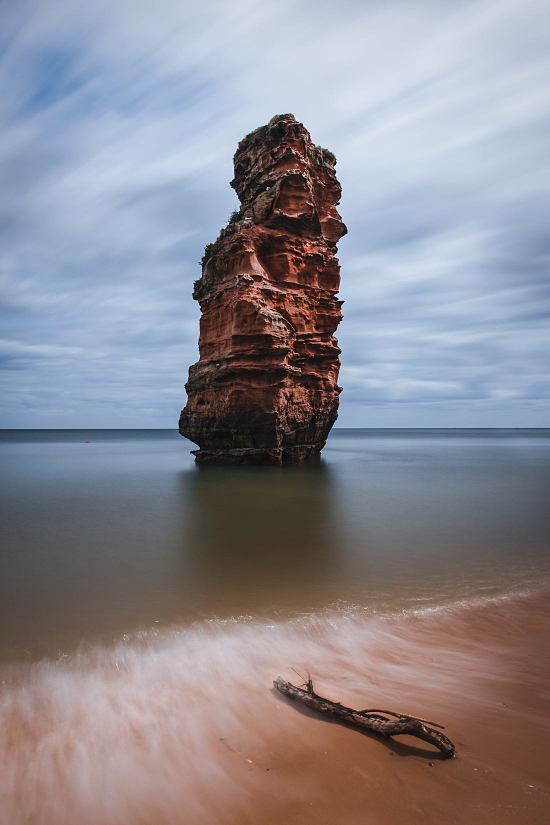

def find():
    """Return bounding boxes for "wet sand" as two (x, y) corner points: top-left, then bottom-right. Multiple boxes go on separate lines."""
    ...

(1, 588), (549, 825)
(255, 592), (550, 825)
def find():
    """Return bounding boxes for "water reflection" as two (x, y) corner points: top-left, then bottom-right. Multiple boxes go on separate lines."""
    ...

(1, 430), (549, 661)
(177, 463), (339, 618)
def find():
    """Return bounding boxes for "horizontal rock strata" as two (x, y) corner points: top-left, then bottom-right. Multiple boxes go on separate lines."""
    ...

(179, 113), (347, 464)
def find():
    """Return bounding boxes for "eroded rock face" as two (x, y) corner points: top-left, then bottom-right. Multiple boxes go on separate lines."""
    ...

(179, 114), (347, 464)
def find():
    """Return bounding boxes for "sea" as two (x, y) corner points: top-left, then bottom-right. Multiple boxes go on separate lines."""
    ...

(1, 428), (549, 824)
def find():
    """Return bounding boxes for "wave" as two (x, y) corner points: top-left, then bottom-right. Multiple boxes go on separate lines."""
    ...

(1, 584), (548, 824)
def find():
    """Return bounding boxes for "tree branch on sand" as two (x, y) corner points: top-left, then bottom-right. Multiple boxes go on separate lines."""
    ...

(273, 676), (455, 759)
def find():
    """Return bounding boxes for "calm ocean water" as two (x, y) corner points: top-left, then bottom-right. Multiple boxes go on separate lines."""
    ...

(1, 428), (549, 661)
(1, 428), (550, 824)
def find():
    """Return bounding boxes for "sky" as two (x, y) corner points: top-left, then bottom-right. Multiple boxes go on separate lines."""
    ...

(1, 0), (549, 428)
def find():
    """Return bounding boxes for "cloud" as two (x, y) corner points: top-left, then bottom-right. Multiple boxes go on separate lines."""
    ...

(1, 0), (549, 426)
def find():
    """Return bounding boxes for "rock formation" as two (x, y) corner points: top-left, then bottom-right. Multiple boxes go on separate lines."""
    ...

(179, 113), (347, 464)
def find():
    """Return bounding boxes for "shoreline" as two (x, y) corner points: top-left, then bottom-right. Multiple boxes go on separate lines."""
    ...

(3, 576), (549, 665)
(2, 587), (549, 824)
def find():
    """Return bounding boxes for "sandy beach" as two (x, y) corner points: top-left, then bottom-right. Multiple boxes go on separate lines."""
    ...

(2, 587), (549, 825)
(250, 590), (550, 825)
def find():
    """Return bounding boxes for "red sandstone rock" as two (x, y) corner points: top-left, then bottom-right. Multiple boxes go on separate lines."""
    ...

(179, 114), (347, 464)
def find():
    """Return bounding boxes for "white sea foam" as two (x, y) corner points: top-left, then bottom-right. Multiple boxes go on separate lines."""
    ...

(1, 585), (548, 825)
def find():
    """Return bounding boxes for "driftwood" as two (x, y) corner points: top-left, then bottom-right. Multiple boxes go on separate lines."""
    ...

(273, 676), (455, 759)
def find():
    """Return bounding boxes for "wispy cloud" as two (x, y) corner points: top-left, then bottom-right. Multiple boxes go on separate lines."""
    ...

(1, 0), (549, 426)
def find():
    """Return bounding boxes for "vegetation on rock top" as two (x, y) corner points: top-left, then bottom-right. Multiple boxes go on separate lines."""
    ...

(199, 238), (222, 268)
(309, 145), (337, 166)
(267, 113), (296, 126)
(245, 113), (296, 141)
(227, 199), (252, 224)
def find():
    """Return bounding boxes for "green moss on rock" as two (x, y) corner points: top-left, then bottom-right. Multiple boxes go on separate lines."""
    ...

(227, 200), (252, 225)
(244, 113), (296, 141)
(309, 144), (336, 167)
(267, 113), (296, 126)
(200, 238), (222, 268)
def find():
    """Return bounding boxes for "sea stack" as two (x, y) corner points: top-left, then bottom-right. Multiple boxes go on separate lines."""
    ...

(179, 114), (347, 464)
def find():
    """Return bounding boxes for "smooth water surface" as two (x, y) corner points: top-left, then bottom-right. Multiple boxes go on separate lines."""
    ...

(1, 428), (549, 661)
